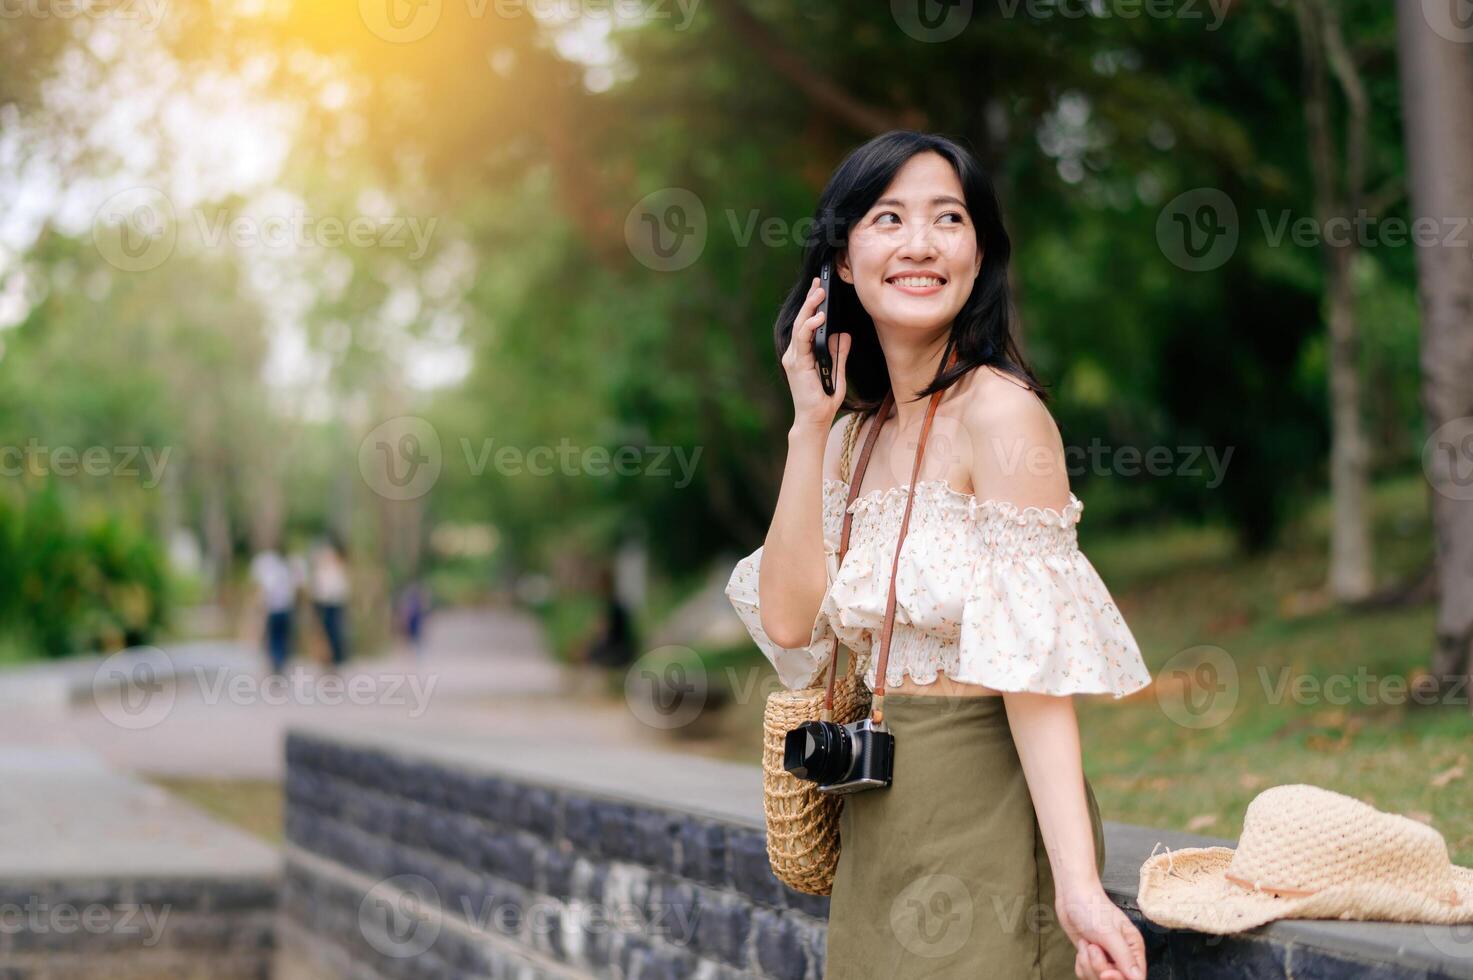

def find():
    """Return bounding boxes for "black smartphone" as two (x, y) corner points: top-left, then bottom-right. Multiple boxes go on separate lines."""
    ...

(813, 262), (836, 396)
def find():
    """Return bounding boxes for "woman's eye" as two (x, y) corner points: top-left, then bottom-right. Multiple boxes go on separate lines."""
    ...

(939, 212), (965, 224)
(874, 211), (901, 225)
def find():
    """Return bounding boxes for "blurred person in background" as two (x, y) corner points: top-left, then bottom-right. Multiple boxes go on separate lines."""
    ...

(250, 542), (298, 674)
(398, 578), (430, 658)
(310, 532), (352, 668)
(583, 565), (635, 671)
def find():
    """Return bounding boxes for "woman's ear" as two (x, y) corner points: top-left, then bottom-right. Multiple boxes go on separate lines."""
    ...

(836, 249), (853, 284)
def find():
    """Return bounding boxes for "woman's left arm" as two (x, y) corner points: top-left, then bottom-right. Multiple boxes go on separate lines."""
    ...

(1004, 693), (1141, 980)
(1003, 691), (1101, 893)
(966, 378), (1145, 980)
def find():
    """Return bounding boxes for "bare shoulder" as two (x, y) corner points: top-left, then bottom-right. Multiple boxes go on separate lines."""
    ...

(953, 365), (1053, 436)
(956, 365), (1070, 507)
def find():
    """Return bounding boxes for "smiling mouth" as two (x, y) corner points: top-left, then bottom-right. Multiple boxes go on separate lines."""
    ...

(886, 275), (947, 287)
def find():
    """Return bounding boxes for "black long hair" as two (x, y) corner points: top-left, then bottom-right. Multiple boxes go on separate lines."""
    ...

(772, 130), (1047, 415)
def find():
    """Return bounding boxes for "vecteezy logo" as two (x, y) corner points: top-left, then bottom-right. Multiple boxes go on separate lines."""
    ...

(359, 874), (442, 959)
(359, 0), (441, 42)
(358, 416), (443, 501)
(891, 873), (973, 958)
(92, 187), (177, 272)
(1423, 919), (1473, 961)
(1155, 645), (1238, 730)
(1422, 0), (1473, 43)
(892, 0), (972, 42)
(624, 188), (707, 272)
(1156, 188), (1239, 272)
(1422, 417), (1473, 502)
(624, 646), (708, 731)
(92, 646), (176, 731)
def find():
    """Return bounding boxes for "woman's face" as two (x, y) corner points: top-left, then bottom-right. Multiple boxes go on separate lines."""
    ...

(837, 150), (983, 337)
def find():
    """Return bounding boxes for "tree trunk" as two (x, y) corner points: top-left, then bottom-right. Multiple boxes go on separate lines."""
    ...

(1395, 0), (1473, 696)
(1298, 0), (1375, 601)
(203, 463), (233, 602)
(1324, 241), (1374, 600)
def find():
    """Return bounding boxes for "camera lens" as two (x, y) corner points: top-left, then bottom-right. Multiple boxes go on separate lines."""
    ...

(783, 720), (852, 784)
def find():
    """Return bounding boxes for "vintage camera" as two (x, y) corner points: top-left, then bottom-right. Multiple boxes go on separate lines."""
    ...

(783, 716), (894, 794)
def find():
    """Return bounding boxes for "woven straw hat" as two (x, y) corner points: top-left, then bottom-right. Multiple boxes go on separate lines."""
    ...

(1137, 784), (1473, 934)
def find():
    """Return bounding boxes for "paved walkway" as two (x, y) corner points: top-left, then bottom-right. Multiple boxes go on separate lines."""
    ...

(0, 607), (662, 781)
(0, 745), (278, 878)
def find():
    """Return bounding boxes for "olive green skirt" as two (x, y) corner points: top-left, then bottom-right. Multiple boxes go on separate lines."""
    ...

(825, 693), (1105, 980)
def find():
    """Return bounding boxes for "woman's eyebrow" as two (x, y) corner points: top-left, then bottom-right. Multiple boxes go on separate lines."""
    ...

(872, 195), (968, 209)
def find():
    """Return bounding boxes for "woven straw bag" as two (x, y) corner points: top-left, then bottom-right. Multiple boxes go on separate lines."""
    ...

(760, 411), (872, 896)
(760, 358), (955, 895)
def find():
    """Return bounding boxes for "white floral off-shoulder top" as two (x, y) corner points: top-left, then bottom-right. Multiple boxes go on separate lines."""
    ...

(724, 477), (1154, 699)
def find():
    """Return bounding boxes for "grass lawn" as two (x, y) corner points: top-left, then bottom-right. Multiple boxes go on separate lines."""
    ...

(152, 777), (285, 845)
(1078, 471), (1472, 864)
(699, 472), (1473, 865)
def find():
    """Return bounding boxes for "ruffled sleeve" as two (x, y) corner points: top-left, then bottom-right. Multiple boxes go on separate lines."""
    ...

(724, 539), (840, 690)
(953, 495), (1152, 699)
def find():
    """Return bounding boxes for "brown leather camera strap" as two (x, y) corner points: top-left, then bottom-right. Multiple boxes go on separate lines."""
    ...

(820, 396), (891, 719)
(821, 347), (958, 725)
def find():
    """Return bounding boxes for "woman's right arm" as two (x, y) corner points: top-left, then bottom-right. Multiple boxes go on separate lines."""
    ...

(757, 419), (849, 647)
(757, 275), (853, 648)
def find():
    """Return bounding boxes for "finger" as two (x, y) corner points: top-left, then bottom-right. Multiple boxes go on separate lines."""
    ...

(791, 309), (827, 370)
(1094, 932), (1133, 980)
(1121, 919), (1147, 979)
(786, 276), (825, 361)
(786, 277), (825, 356)
(1087, 941), (1121, 980)
(1075, 943), (1095, 980)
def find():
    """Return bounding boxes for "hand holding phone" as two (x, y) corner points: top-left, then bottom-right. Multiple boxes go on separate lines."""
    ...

(782, 265), (848, 427)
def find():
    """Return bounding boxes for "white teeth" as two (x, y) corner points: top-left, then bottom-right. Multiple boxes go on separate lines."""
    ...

(890, 276), (944, 287)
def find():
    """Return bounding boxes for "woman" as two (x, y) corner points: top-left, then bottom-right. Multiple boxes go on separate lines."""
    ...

(309, 533), (351, 667)
(725, 131), (1152, 980)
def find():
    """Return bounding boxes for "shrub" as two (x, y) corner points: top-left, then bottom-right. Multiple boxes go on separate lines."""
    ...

(0, 485), (171, 658)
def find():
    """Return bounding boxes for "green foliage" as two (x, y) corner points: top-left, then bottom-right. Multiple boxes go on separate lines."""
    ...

(0, 485), (172, 658)
(0, 0), (1434, 636)
(531, 592), (605, 667)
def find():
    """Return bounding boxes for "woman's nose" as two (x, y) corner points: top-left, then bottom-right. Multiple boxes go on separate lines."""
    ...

(898, 224), (939, 260)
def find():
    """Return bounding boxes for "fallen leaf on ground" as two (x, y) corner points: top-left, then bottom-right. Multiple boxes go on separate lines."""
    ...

(1312, 708), (1348, 728)
(1431, 760), (1466, 788)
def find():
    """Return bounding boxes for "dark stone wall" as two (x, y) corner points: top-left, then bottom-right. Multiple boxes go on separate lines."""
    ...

(0, 874), (276, 979)
(281, 730), (1473, 980)
(282, 732), (830, 980)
